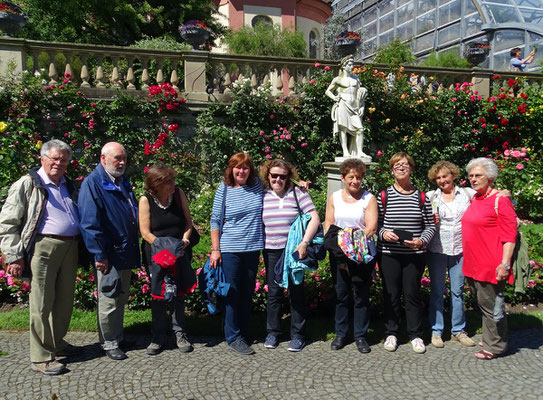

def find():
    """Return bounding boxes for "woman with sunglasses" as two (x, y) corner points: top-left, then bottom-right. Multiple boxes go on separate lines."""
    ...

(260, 159), (320, 352)
(377, 152), (435, 354)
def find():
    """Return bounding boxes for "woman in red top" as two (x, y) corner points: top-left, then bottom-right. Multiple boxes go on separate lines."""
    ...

(461, 157), (517, 360)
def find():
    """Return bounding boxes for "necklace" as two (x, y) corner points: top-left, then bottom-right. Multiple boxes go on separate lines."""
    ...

(477, 188), (494, 200)
(152, 193), (173, 209)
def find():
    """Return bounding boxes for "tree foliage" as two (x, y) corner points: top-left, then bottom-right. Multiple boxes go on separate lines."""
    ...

(374, 38), (416, 66)
(14, 0), (225, 46)
(223, 23), (307, 58)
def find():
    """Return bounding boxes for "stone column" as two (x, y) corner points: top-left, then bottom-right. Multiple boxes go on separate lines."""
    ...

(0, 38), (26, 76)
(471, 69), (492, 98)
(183, 50), (209, 101)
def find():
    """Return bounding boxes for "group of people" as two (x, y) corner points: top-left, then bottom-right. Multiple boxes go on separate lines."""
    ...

(0, 140), (518, 376)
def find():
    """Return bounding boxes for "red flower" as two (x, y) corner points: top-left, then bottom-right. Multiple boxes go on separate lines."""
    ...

(507, 78), (516, 88)
(501, 118), (509, 126)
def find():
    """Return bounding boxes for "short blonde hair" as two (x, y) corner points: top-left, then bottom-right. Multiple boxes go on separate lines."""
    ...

(428, 161), (460, 183)
(388, 152), (415, 171)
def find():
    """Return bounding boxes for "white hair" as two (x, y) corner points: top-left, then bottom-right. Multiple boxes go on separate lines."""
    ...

(466, 157), (498, 182)
(40, 139), (72, 159)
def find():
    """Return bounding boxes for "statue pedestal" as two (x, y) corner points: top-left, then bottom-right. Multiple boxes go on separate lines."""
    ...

(334, 154), (372, 164)
(324, 159), (376, 200)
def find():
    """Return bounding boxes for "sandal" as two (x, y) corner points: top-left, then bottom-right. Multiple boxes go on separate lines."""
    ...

(474, 349), (497, 360)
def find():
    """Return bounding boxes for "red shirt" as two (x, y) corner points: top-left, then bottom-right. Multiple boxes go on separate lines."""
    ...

(461, 193), (517, 284)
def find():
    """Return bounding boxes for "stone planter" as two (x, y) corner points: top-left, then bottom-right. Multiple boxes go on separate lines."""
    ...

(0, 12), (27, 37)
(334, 38), (361, 57)
(180, 27), (210, 50)
(464, 47), (488, 67)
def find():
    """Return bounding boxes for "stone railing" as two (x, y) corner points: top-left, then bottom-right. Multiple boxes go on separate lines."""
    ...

(1, 37), (542, 102)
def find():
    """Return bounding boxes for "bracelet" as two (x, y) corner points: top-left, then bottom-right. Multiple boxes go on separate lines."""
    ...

(211, 248), (220, 251)
(500, 262), (511, 270)
(302, 240), (311, 246)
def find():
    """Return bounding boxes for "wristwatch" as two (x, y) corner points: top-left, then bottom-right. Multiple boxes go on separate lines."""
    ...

(500, 263), (511, 271)
(303, 240), (311, 246)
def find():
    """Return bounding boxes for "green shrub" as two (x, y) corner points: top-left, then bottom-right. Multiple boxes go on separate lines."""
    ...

(422, 50), (471, 69)
(374, 38), (416, 66)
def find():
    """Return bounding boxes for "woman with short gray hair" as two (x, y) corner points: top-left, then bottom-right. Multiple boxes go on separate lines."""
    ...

(461, 158), (517, 359)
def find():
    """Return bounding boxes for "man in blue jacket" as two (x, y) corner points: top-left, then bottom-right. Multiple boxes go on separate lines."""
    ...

(79, 142), (140, 360)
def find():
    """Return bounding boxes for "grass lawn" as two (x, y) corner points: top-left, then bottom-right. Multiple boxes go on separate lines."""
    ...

(0, 306), (541, 342)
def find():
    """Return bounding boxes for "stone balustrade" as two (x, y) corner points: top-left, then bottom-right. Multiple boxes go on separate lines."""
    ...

(1, 37), (542, 102)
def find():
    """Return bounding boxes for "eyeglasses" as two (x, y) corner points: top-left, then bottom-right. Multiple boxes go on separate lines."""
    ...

(44, 155), (69, 165)
(393, 163), (410, 171)
(270, 173), (288, 180)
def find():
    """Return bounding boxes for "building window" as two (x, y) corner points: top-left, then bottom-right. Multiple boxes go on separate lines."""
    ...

(310, 30), (319, 58)
(252, 15), (273, 27)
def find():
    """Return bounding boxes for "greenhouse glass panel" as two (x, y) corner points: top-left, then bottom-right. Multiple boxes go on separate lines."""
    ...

(398, 0), (413, 7)
(380, 12), (395, 32)
(493, 30), (525, 51)
(381, 0), (395, 15)
(438, 22), (461, 44)
(418, 0), (437, 14)
(417, 11), (437, 34)
(482, 0), (514, 4)
(514, 0), (543, 7)
(366, 22), (377, 38)
(519, 8), (543, 24)
(351, 16), (363, 30)
(381, 30), (395, 45)
(365, 38), (377, 54)
(484, 4), (521, 23)
(493, 51), (512, 70)
(397, 22), (414, 39)
(465, 0), (478, 13)
(465, 13), (484, 36)
(365, 7), (378, 23)
(398, 3), (415, 24)
(439, 0), (462, 25)
(415, 32), (435, 51)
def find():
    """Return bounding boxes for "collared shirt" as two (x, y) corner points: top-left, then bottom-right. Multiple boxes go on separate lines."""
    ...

(105, 169), (136, 219)
(37, 167), (80, 236)
(427, 186), (475, 256)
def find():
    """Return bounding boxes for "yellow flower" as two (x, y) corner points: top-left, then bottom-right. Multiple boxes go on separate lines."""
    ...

(36, 140), (43, 150)
(369, 107), (376, 113)
(385, 118), (391, 123)
(0, 121), (7, 133)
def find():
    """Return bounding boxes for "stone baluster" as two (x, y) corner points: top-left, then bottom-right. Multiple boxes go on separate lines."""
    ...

(79, 55), (90, 88)
(141, 59), (150, 90)
(95, 56), (105, 88)
(64, 54), (73, 81)
(48, 52), (58, 85)
(273, 66), (283, 96)
(126, 58), (136, 90)
(250, 65), (258, 93)
(288, 67), (296, 95)
(111, 57), (120, 88)
(223, 63), (232, 94)
(156, 60), (164, 84)
(170, 59), (180, 92)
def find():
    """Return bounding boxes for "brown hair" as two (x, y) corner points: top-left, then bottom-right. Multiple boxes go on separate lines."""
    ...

(427, 161), (460, 183)
(339, 158), (367, 178)
(388, 152), (415, 171)
(144, 165), (176, 195)
(510, 47), (521, 57)
(224, 152), (257, 187)
(260, 159), (299, 189)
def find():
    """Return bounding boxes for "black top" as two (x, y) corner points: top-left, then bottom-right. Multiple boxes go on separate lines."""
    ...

(144, 192), (185, 266)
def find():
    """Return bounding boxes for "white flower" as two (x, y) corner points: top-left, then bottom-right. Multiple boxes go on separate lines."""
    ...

(34, 70), (41, 77)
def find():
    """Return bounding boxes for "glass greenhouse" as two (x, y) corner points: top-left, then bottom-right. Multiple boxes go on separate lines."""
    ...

(333, 0), (543, 71)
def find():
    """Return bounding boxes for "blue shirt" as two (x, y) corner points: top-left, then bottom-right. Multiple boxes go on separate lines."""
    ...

(510, 57), (526, 72)
(210, 179), (264, 253)
(37, 167), (80, 236)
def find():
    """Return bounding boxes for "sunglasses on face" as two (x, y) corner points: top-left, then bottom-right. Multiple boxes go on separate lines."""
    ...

(270, 173), (288, 180)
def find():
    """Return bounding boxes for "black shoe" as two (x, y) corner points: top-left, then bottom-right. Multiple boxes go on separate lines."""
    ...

(105, 348), (127, 360)
(331, 336), (346, 351)
(356, 338), (371, 354)
(228, 338), (255, 355)
(119, 340), (136, 350)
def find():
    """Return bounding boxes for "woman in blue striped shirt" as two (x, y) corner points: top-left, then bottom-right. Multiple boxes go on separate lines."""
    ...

(210, 153), (263, 355)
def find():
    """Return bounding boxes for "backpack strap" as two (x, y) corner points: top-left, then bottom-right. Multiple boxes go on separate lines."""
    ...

(292, 187), (306, 236)
(380, 189), (388, 214)
(418, 190), (426, 211)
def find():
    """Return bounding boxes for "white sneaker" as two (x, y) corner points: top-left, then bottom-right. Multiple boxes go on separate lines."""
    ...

(411, 337), (426, 354)
(383, 335), (398, 352)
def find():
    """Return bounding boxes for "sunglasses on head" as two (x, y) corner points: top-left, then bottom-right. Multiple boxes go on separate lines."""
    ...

(270, 173), (288, 180)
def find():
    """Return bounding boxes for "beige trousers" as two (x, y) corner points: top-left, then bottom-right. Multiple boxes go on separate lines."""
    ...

(29, 236), (78, 363)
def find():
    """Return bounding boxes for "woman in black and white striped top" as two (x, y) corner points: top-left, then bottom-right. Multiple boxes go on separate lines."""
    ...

(377, 152), (435, 354)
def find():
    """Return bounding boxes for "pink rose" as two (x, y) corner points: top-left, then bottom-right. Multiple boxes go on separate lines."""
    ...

(93, 290), (98, 298)
(516, 164), (524, 170)
(314, 62), (320, 67)
(142, 284), (150, 293)
(255, 281), (261, 292)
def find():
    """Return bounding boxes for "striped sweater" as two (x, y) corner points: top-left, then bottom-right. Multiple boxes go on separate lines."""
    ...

(210, 180), (264, 253)
(377, 186), (435, 254)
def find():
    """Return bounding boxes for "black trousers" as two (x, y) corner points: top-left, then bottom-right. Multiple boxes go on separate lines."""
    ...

(379, 253), (425, 340)
(330, 254), (373, 339)
(264, 249), (306, 339)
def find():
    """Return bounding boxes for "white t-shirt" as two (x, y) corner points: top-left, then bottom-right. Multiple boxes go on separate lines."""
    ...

(332, 189), (373, 229)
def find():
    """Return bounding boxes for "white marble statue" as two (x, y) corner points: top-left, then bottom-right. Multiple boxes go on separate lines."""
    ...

(325, 56), (371, 162)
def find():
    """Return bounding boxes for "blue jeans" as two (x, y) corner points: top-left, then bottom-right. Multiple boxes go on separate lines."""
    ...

(221, 251), (259, 344)
(427, 252), (466, 335)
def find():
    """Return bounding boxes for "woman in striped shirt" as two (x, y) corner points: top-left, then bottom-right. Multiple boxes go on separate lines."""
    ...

(261, 159), (320, 353)
(210, 153), (264, 355)
(377, 152), (435, 354)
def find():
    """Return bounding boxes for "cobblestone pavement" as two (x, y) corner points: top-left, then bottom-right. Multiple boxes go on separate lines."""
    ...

(0, 328), (542, 400)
